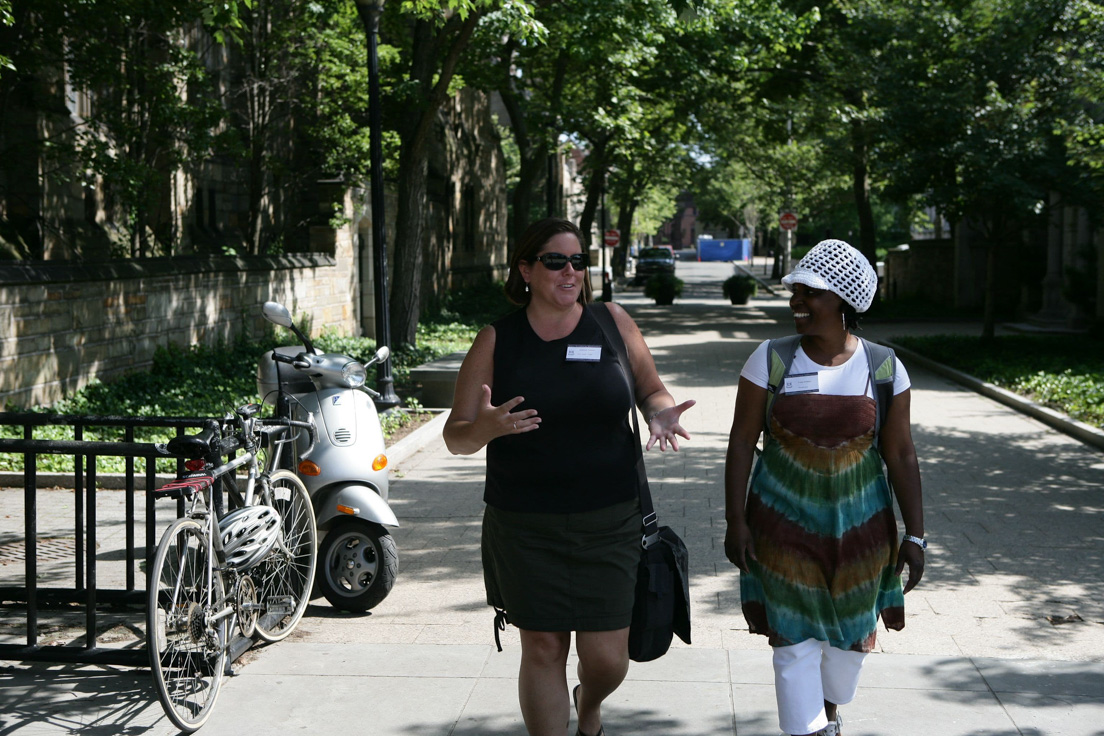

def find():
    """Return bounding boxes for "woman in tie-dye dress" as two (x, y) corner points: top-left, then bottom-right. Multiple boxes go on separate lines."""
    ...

(723, 239), (926, 736)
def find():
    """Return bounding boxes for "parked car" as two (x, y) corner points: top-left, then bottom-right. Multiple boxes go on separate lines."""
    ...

(633, 246), (676, 285)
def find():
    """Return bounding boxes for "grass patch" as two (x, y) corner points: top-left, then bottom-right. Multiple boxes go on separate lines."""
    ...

(891, 334), (1104, 428)
(0, 281), (515, 473)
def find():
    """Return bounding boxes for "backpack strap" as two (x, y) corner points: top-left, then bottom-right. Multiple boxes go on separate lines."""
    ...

(763, 335), (802, 443)
(860, 338), (896, 445)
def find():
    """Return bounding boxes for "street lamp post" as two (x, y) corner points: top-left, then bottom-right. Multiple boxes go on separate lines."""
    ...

(355, 0), (400, 411)
(600, 182), (612, 302)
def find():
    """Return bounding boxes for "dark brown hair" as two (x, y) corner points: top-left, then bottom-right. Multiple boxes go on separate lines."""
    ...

(842, 303), (860, 330)
(504, 218), (593, 306)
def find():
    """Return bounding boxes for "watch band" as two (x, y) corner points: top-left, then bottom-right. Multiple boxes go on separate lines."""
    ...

(903, 534), (927, 550)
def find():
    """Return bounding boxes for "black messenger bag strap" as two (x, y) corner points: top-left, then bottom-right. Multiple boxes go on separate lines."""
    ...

(590, 304), (660, 549)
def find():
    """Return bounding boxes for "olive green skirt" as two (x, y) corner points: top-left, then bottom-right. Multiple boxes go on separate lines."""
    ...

(482, 498), (642, 632)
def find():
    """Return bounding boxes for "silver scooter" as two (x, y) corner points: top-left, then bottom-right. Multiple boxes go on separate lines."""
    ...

(256, 301), (398, 612)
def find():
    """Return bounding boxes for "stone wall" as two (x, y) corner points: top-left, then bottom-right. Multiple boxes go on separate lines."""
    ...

(0, 223), (360, 409)
(423, 88), (510, 293)
(883, 239), (956, 304)
(884, 228), (1047, 316)
(0, 81), (512, 409)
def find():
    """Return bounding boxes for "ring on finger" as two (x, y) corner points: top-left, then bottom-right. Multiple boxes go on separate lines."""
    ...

(513, 421), (517, 431)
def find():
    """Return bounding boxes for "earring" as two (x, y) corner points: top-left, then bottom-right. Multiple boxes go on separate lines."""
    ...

(841, 312), (847, 330)
(525, 283), (530, 293)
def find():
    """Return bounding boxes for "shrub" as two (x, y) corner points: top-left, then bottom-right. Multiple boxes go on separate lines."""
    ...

(644, 273), (684, 305)
(722, 274), (757, 304)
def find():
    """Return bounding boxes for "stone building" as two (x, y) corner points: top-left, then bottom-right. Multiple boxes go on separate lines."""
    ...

(0, 23), (513, 408)
(883, 199), (1103, 327)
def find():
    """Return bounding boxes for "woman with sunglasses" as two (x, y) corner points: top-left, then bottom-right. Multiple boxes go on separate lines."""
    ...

(444, 217), (694, 736)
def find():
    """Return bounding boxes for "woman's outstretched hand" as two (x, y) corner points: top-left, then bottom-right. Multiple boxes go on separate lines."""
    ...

(645, 399), (696, 451)
(478, 384), (540, 438)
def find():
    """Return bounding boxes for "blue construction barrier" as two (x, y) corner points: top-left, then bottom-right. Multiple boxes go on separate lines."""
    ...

(698, 238), (751, 262)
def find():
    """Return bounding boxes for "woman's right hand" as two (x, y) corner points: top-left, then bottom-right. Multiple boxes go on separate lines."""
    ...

(478, 384), (540, 438)
(723, 519), (757, 572)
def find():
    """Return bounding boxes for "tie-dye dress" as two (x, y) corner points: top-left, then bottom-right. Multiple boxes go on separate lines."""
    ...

(740, 391), (905, 652)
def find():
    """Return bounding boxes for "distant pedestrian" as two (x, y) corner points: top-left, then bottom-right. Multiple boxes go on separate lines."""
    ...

(443, 217), (694, 736)
(723, 239), (925, 736)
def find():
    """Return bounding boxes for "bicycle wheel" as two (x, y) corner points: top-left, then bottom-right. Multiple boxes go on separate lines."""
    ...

(252, 469), (317, 642)
(147, 517), (227, 733)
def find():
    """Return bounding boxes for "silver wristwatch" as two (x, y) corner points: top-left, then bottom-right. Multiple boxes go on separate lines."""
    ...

(903, 534), (927, 550)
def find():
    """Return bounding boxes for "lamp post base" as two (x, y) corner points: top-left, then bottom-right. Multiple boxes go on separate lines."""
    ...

(374, 377), (402, 412)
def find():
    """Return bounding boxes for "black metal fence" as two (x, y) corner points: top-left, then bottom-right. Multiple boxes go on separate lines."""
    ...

(0, 413), (206, 666)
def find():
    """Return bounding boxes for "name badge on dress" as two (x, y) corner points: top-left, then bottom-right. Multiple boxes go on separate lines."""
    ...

(566, 345), (602, 362)
(783, 372), (820, 394)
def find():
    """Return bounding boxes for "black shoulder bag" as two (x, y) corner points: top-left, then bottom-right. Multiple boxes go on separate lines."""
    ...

(591, 304), (691, 662)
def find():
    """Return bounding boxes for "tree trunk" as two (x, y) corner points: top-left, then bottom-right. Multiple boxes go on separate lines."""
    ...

(577, 140), (609, 246)
(391, 135), (429, 348)
(507, 126), (545, 245)
(982, 237), (998, 340)
(850, 117), (877, 267)
(248, 134), (265, 254)
(387, 14), (480, 348)
(615, 201), (635, 277)
(244, 1), (270, 256)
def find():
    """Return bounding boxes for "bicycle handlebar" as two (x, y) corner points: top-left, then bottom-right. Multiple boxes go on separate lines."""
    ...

(162, 409), (315, 463)
(258, 416), (317, 458)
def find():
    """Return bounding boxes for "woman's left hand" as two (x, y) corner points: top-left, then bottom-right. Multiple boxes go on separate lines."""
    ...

(895, 539), (925, 594)
(645, 399), (696, 451)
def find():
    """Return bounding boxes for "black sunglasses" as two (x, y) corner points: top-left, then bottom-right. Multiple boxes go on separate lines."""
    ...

(532, 252), (589, 271)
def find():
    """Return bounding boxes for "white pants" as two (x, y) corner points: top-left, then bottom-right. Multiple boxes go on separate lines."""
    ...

(773, 639), (868, 735)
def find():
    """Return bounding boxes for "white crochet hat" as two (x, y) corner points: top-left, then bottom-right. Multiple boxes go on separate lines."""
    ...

(781, 239), (877, 312)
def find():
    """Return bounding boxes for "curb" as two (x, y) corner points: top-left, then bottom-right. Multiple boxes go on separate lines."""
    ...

(882, 340), (1104, 454)
(385, 409), (451, 468)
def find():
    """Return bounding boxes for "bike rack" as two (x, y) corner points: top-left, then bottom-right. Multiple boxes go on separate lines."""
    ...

(0, 413), (252, 667)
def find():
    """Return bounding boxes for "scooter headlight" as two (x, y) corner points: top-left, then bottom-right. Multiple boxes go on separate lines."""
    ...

(342, 361), (367, 388)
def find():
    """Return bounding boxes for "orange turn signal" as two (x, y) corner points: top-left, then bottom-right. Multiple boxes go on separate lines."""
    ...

(372, 454), (388, 472)
(298, 460), (322, 477)
(336, 504), (358, 515)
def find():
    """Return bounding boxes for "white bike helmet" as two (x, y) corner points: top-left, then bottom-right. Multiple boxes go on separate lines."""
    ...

(218, 505), (282, 569)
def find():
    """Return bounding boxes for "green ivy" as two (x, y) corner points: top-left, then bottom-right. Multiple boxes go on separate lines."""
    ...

(0, 285), (507, 474)
(891, 334), (1104, 428)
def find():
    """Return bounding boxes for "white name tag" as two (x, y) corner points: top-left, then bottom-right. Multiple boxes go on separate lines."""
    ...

(783, 372), (820, 394)
(566, 345), (602, 362)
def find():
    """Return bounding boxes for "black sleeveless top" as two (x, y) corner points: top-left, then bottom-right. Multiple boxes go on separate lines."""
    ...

(484, 306), (638, 513)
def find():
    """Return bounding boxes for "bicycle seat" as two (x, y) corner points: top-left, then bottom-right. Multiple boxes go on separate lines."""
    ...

(167, 425), (219, 459)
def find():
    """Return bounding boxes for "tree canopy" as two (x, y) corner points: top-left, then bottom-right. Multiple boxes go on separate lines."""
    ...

(2, 0), (1100, 339)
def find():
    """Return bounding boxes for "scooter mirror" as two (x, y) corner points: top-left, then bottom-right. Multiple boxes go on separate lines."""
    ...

(374, 345), (390, 364)
(262, 301), (294, 328)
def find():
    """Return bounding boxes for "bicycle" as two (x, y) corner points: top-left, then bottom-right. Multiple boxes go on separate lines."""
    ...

(146, 403), (318, 732)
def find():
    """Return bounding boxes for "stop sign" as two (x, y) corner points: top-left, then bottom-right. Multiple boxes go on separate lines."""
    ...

(779, 212), (798, 231)
(603, 229), (620, 246)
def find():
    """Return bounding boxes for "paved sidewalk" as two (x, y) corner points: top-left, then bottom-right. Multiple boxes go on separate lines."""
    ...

(3, 262), (1104, 735)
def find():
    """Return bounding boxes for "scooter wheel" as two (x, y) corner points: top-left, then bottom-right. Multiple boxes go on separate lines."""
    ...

(318, 519), (397, 612)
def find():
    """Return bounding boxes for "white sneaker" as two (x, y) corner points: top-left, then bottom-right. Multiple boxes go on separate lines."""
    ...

(820, 712), (842, 736)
